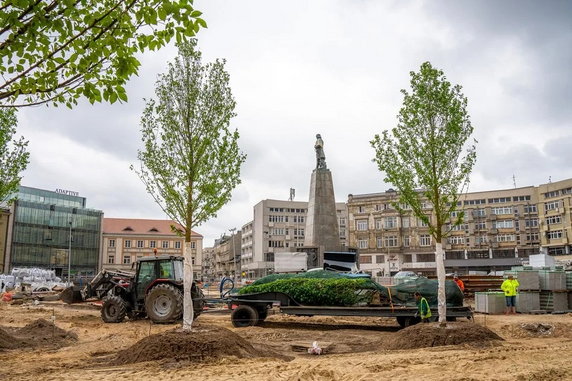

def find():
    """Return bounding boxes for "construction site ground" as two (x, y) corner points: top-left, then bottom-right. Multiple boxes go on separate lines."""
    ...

(1, 300), (572, 380)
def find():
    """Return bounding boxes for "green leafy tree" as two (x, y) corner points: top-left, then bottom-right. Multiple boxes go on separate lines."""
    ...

(0, 108), (29, 203)
(132, 39), (246, 331)
(370, 61), (477, 325)
(0, 0), (206, 108)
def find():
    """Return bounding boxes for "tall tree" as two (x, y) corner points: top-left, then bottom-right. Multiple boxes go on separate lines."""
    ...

(0, 108), (29, 203)
(371, 61), (477, 325)
(0, 0), (206, 108)
(132, 39), (246, 331)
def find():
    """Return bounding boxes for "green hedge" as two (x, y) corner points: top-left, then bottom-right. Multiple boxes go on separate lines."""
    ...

(238, 277), (380, 306)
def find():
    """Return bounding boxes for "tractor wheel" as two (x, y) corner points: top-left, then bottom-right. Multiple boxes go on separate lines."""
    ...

(145, 284), (183, 324)
(101, 295), (127, 323)
(231, 305), (259, 328)
(192, 287), (206, 320)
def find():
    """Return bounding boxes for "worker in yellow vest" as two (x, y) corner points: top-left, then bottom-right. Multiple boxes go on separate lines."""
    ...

(501, 275), (519, 315)
(414, 292), (432, 323)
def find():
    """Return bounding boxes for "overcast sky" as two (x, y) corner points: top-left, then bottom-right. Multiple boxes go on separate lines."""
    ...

(16, 0), (572, 247)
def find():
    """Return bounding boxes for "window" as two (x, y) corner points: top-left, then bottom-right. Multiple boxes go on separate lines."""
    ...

(513, 195), (531, 202)
(525, 219), (538, 228)
(547, 230), (563, 240)
(488, 197), (511, 203)
(417, 253), (435, 262)
(109, 239), (115, 248)
(545, 190), (560, 199)
(419, 234), (431, 246)
(339, 217), (346, 226)
(375, 255), (385, 264)
(375, 219), (383, 230)
(492, 220), (514, 229)
(123, 256), (131, 264)
(137, 240), (144, 248)
(418, 217), (429, 227)
(191, 241), (196, 249)
(402, 235), (410, 247)
(496, 234), (515, 242)
(384, 216), (397, 229)
(269, 240), (284, 248)
(376, 237), (383, 248)
(339, 228), (346, 238)
(491, 207), (512, 215)
(269, 215), (288, 223)
(294, 228), (305, 236)
(464, 199), (486, 205)
(401, 217), (410, 228)
(474, 208), (486, 217)
(448, 236), (463, 244)
(546, 216), (562, 225)
(421, 201), (432, 209)
(272, 228), (286, 235)
(124, 240), (131, 248)
(526, 233), (539, 241)
(475, 222), (486, 230)
(356, 220), (368, 231)
(293, 216), (305, 223)
(359, 255), (372, 264)
(544, 201), (559, 212)
(450, 223), (468, 231)
(162, 240), (169, 249)
(524, 205), (537, 213)
(384, 235), (398, 247)
(174, 241), (181, 249)
(358, 239), (368, 249)
(357, 206), (366, 213)
(108, 256), (114, 264)
(150, 240), (156, 248)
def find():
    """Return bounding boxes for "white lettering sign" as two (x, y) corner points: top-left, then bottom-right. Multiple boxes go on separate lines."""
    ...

(55, 189), (79, 197)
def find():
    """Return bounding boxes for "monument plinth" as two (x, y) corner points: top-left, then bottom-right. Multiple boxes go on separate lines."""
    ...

(303, 134), (342, 267)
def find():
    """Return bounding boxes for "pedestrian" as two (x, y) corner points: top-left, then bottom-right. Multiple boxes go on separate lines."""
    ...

(414, 291), (432, 323)
(501, 274), (519, 315)
(453, 275), (465, 292)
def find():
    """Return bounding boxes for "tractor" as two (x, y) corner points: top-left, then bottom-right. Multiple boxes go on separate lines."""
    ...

(63, 255), (204, 324)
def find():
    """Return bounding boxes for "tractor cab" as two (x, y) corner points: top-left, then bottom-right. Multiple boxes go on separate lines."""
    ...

(134, 256), (184, 302)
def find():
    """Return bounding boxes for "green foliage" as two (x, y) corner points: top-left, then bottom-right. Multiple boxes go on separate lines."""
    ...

(0, 0), (206, 108)
(0, 108), (29, 203)
(370, 61), (477, 242)
(239, 277), (380, 306)
(132, 39), (246, 242)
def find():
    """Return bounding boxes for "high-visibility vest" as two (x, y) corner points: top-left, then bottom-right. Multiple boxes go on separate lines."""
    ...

(418, 297), (432, 319)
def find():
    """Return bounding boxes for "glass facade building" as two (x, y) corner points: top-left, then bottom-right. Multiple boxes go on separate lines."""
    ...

(6, 186), (103, 277)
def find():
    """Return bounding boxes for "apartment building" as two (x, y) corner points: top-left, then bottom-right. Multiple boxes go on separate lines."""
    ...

(537, 178), (572, 255)
(102, 218), (203, 280)
(211, 231), (241, 280)
(241, 199), (348, 279)
(347, 184), (544, 276)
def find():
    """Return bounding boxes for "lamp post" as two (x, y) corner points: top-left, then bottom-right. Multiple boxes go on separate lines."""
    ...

(68, 220), (72, 286)
(229, 227), (236, 282)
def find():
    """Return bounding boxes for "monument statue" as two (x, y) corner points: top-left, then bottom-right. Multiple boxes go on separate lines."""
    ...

(314, 134), (327, 169)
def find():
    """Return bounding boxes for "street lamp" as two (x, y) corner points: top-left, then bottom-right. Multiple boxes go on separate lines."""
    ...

(229, 227), (237, 282)
(68, 220), (72, 286)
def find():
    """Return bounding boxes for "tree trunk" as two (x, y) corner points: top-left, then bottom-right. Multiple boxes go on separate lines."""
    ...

(435, 241), (447, 326)
(182, 241), (194, 331)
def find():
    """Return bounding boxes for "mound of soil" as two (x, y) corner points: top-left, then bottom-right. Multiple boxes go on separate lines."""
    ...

(385, 322), (503, 350)
(0, 327), (27, 350)
(113, 323), (275, 365)
(0, 319), (77, 351)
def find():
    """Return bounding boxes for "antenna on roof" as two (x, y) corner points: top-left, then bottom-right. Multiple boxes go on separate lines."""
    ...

(289, 188), (295, 201)
(549, 176), (552, 183)
(513, 174), (516, 188)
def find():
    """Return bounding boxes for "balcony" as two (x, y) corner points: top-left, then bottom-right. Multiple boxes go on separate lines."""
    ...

(402, 262), (436, 269)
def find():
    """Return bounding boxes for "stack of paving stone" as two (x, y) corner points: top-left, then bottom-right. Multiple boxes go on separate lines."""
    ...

(512, 270), (541, 313)
(566, 271), (572, 310)
(538, 270), (568, 311)
(475, 291), (506, 314)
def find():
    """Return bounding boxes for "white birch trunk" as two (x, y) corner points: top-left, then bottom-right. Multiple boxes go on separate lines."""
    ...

(182, 241), (194, 331)
(435, 241), (447, 325)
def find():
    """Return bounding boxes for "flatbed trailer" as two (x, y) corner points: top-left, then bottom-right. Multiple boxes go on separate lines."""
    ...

(228, 291), (473, 328)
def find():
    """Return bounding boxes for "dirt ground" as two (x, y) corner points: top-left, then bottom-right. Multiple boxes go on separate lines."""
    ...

(1, 301), (572, 381)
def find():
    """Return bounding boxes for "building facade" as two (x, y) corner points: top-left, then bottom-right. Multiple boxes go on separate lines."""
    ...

(4, 186), (103, 278)
(240, 199), (348, 279)
(210, 231), (241, 280)
(0, 208), (10, 274)
(347, 181), (560, 276)
(102, 218), (203, 280)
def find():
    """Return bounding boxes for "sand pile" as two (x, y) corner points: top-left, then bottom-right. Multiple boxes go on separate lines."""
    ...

(0, 319), (77, 351)
(113, 323), (274, 365)
(385, 321), (503, 350)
